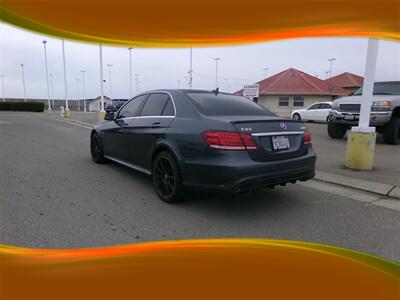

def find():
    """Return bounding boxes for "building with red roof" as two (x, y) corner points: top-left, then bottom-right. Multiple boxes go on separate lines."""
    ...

(325, 72), (364, 94)
(234, 68), (349, 117)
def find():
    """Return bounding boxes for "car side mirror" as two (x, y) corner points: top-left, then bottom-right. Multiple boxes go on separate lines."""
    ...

(104, 112), (114, 121)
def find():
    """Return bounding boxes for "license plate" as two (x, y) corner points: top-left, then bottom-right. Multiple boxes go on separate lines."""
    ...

(344, 115), (354, 120)
(272, 136), (290, 150)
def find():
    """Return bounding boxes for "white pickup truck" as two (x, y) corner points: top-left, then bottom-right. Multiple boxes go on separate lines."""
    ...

(328, 81), (400, 145)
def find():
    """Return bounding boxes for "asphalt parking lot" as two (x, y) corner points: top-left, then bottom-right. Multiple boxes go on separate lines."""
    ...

(1, 112), (399, 263)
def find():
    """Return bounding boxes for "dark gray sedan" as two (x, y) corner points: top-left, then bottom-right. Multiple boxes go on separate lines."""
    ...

(91, 90), (316, 203)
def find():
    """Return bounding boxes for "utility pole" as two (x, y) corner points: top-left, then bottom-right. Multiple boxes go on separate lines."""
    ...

(0, 75), (5, 102)
(263, 67), (269, 78)
(214, 58), (220, 89)
(98, 45), (105, 120)
(20, 64), (26, 102)
(128, 47), (133, 98)
(328, 58), (336, 78)
(49, 73), (55, 108)
(188, 46), (193, 89)
(107, 64), (113, 101)
(42, 40), (52, 112)
(75, 78), (80, 111)
(61, 39), (69, 116)
(81, 70), (87, 112)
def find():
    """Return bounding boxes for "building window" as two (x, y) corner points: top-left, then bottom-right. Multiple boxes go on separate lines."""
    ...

(293, 96), (304, 107)
(278, 96), (289, 106)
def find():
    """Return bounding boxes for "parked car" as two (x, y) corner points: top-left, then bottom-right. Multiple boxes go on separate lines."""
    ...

(90, 90), (316, 203)
(291, 102), (333, 122)
(328, 81), (400, 144)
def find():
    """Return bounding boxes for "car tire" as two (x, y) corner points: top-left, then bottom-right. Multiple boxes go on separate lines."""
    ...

(327, 121), (347, 139)
(152, 151), (185, 203)
(383, 117), (400, 145)
(292, 113), (301, 121)
(326, 115), (330, 123)
(90, 133), (107, 163)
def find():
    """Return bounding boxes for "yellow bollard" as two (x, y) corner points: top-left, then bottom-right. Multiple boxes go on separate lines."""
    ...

(64, 108), (71, 118)
(98, 111), (106, 121)
(345, 131), (376, 170)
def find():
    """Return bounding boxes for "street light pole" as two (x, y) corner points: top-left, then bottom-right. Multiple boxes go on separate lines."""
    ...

(75, 78), (80, 111)
(20, 64), (27, 102)
(328, 58), (336, 78)
(128, 47), (133, 98)
(0, 75), (5, 102)
(61, 39), (69, 117)
(49, 73), (55, 108)
(98, 45), (105, 120)
(81, 70), (87, 112)
(263, 67), (269, 78)
(188, 46), (193, 89)
(42, 40), (52, 112)
(107, 64), (113, 101)
(214, 58), (220, 89)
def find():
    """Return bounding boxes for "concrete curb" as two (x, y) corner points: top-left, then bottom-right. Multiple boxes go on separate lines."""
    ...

(314, 171), (400, 200)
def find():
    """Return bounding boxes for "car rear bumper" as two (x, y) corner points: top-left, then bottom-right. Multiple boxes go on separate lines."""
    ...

(181, 147), (316, 193)
(329, 110), (392, 126)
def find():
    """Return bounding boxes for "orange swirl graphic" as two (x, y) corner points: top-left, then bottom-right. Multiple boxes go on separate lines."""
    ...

(1, 239), (399, 299)
(1, 0), (399, 46)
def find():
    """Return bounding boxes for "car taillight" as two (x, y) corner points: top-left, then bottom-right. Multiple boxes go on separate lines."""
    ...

(202, 131), (257, 150)
(303, 129), (312, 144)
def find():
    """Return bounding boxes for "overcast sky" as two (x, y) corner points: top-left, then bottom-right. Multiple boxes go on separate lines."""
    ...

(0, 22), (399, 100)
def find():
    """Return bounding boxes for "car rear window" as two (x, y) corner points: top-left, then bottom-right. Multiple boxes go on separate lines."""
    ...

(186, 92), (274, 116)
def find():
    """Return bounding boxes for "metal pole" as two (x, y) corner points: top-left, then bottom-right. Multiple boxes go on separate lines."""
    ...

(107, 64), (113, 101)
(50, 73), (55, 108)
(128, 47), (133, 98)
(328, 58), (336, 78)
(188, 46), (193, 89)
(99, 45), (105, 113)
(42, 40), (52, 111)
(20, 64), (26, 102)
(81, 70), (86, 112)
(214, 58), (220, 89)
(75, 78), (80, 111)
(357, 39), (379, 130)
(61, 39), (69, 114)
(0, 75), (5, 102)
(263, 68), (269, 78)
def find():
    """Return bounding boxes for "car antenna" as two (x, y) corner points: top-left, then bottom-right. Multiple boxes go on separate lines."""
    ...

(212, 88), (219, 96)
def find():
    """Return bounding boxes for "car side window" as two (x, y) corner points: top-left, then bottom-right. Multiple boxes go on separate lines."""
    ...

(162, 98), (175, 116)
(321, 103), (331, 109)
(308, 104), (320, 110)
(140, 93), (170, 116)
(118, 95), (147, 118)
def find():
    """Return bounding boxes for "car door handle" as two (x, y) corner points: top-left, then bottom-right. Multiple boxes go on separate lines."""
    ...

(151, 122), (161, 128)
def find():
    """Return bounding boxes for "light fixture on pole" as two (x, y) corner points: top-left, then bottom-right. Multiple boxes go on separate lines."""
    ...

(128, 47), (133, 98)
(98, 45), (105, 121)
(61, 39), (70, 117)
(263, 67), (269, 78)
(214, 58), (220, 89)
(188, 46), (193, 89)
(20, 64), (27, 102)
(81, 70), (87, 112)
(0, 75), (5, 102)
(328, 58), (336, 78)
(107, 64), (113, 101)
(75, 78), (80, 111)
(42, 40), (52, 112)
(49, 73), (55, 108)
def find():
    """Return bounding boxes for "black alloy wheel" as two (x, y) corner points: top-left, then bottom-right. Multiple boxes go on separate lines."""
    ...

(90, 133), (106, 163)
(152, 151), (184, 203)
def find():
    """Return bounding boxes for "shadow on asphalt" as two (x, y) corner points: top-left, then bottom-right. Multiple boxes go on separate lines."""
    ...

(104, 159), (292, 218)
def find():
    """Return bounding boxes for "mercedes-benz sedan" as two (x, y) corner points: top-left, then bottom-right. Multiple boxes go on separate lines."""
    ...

(91, 90), (316, 203)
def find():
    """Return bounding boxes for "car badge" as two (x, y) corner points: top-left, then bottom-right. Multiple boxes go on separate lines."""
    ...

(280, 122), (286, 129)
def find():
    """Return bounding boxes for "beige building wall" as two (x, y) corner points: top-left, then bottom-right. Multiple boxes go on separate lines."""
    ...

(258, 95), (334, 117)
